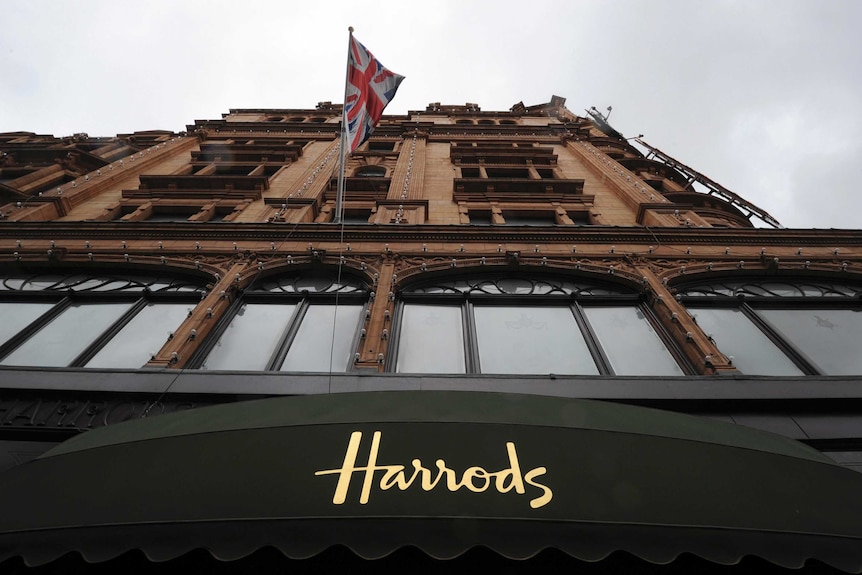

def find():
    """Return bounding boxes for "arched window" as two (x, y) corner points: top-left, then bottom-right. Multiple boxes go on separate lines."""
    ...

(679, 278), (862, 375)
(353, 165), (387, 178)
(0, 270), (205, 369)
(393, 274), (684, 375)
(195, 271), (367, 372)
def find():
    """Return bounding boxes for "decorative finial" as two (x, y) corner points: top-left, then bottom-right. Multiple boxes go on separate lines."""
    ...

(348, 26), (354, 33)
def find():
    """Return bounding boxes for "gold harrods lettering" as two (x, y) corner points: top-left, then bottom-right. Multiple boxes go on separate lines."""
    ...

(315, 431), (553, 509)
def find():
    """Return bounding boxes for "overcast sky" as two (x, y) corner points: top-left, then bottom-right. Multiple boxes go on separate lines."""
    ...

(2, 0), (860, 229)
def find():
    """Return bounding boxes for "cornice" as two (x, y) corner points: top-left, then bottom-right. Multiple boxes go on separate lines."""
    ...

(1, 222), (861, 246)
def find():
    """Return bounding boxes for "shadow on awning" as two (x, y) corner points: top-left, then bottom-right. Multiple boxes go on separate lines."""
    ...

(0, 391), (860, 572)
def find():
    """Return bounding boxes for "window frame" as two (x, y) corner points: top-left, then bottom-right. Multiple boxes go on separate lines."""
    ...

(391, 274), (690, 375)
(0, 271), (205, 368)
(679, 278), (862, 375)
(189, 271), (368, 372)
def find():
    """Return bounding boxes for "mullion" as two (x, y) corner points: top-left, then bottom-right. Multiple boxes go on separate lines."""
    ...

(740, 303), (819, 374)
(69, 298), (147, 367)
(463, 300), (480, 373)
(571, 302), (613, 375)
(267, 300), (309, 371)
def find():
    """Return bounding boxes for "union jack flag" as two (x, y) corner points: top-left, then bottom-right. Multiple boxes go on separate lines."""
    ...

(345, 36), (404, 153)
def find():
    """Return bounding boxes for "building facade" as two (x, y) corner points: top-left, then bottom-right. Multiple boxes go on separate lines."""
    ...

(1, 97), (862, 572)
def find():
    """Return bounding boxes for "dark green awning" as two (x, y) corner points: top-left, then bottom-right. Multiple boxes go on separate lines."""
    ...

(0, 391), (860, 571)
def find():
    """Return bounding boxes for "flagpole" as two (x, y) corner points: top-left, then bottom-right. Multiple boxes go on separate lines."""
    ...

(334, 26), (354, 225)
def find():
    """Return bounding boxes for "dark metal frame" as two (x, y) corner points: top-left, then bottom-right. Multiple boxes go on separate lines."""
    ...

(391, 274), (692, 375)
(189, 271), (369, 372)
(679, 278), (862, 375)
(0, 272), (205, 368)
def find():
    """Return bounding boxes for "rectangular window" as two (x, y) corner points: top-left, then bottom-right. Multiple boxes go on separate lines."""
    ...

(0, 302), (54, 346)
(85, 303), (191, 369)
(1, 303), (133, 367)
(583, 306), (684, 375)
(757, 308), (862, 375)
(202, 303), (298, 371)
(396, 305), (466, 373)
(473, 306), (598, 375)
(688, 307), (804, 375)
(503, 212), (556, 226)
(279, 305), (361, 372)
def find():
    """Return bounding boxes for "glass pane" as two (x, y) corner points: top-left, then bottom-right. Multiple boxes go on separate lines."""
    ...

(1, 303), (132, 367)
(396, 304), (465, 373)
(474, 306), (598, 375)
(202, 303), (296, 371)
(688, 307), (804, 376)
(280, 305), (361, 372)
(758, 309), (862, 375)
(0, 302), (54, 346)
(85, 303), (191, 369)
(583, 307), (684, 375)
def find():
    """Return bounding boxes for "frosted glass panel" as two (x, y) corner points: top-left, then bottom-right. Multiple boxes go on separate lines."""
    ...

(1, 303), (132, 367)
(397, 304), (465, 373)
(474, 306), (598, 375)
(585, 307), (684, 375)
(759, 308), (862, 375)
(0, 302), (54, 346)
(202, 303), (296, 371)
(689, 307), (803, 375)
(86, 303), (191, 369)
(280, 305), (361, 372)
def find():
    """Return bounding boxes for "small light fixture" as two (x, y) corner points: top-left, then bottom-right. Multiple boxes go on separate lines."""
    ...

(87, 252), (94, 261)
